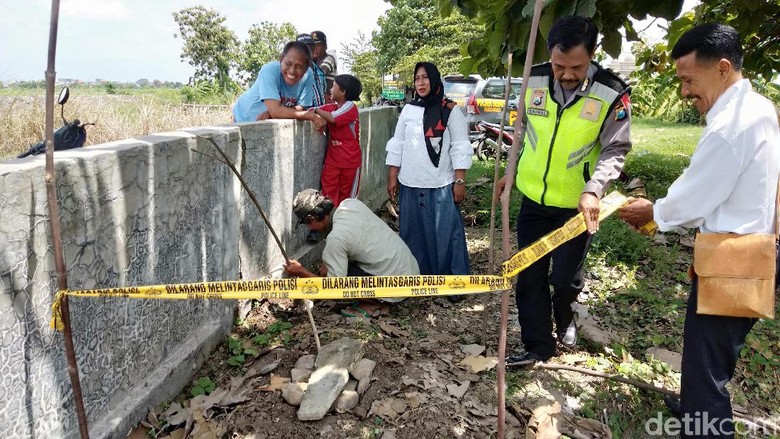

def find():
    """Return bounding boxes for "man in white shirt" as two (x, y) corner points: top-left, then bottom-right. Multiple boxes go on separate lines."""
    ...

(283, 189), (420, 316)
(620, 24), (780, 437)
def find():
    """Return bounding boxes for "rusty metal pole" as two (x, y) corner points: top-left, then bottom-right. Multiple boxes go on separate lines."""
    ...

(482, 52), (514, 344)
(43, 0), (90, 437)
(495, 1), (545, 437)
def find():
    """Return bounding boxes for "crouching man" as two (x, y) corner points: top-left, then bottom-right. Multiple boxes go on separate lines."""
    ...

(283, 189), (420, 317)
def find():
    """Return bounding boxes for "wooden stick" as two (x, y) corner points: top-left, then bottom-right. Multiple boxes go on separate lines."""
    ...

(496, 2), (545, 438)
(198, 135), (321, 351)
(528, 362), (679, 397)
(43, 1), (90, 437)
(190, 148), (229, 166)
(482, 52), (515, 345)
(199, 136), (289, 262)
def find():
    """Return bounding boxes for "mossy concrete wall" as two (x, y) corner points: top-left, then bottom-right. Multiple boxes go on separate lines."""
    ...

(0, 106), (397, 438)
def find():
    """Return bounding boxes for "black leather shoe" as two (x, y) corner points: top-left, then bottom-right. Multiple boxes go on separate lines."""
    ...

(557, 321), (577, 349)
(663, 394), (681, 418)
(506, 351), (550, 366)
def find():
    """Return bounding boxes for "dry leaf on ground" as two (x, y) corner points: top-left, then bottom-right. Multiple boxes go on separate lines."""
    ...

(369, 398), (408, 420)
(379, 320), (411, 337)
(163, 402), (190, 426)
(446, 380), (470, 399)
(257, 373), (291, 392)
(459, 355), (498, 373)
(460, 344), (486, 356)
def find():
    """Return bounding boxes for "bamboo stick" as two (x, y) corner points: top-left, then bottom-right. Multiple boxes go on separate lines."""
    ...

(43, 0), (90, 437)
(495, 1), (545, 438)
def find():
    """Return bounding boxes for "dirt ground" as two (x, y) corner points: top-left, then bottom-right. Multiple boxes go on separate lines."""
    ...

(128, 222), (535, 439)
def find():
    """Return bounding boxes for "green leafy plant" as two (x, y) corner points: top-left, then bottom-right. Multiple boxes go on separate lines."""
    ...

(190, 376), (215, 396)
(226, 334), (262, 367)
(252, 320), (293, 347)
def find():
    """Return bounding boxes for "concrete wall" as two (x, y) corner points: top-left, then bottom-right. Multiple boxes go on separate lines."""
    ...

(0, 106), (397, 438)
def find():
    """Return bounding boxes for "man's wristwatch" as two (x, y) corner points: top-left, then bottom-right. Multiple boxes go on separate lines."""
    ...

(454, 178), (465, 185)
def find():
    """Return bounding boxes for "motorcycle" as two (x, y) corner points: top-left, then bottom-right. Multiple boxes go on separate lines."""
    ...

(473, 120), (513, 161)
(17, 86), (93, 158)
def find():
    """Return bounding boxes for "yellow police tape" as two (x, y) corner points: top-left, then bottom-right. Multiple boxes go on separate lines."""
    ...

(52, 191), (655, 331)
(50, 275), (510, 330)
(502, 191), (630, 277)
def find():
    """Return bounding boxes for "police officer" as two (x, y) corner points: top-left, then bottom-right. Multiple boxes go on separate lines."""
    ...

(497, 16), (632, 364)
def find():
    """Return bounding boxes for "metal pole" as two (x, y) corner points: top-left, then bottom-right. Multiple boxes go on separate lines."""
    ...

(482, 52), (514, 342)
(43, 0), (90, 437)
(496, 1), (545, 437)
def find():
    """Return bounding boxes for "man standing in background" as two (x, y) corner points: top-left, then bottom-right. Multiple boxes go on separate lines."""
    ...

(311, 31), (339, 102)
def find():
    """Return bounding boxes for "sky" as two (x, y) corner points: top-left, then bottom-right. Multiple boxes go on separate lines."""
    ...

(0, 0), (391, 83)
(0, 0), (702, 84)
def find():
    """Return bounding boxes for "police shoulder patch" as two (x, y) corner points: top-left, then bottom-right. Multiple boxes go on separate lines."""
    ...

(614, 94), (630, 121)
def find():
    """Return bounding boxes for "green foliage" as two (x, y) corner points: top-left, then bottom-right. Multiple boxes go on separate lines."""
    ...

(239, 21), (297, 84)
(464, 158), (519, 218)
(252, 320), (293, 347)
(179, 80), (238, 105)
(737, 310), (780, 411)
(590, 217), (649, 266)
(104, 82), (118, 95)
(691, 0), (780, 83)
(225, 333), (264, 367)
(341, 32), (383, 103)
(375, 0), (482, 80)
(172, 6), (240, 93)
(431, 0), (684, 78)
(633, 2), (780, 121)
(190, 376), (215, 396)
(624, 118), (701, 198)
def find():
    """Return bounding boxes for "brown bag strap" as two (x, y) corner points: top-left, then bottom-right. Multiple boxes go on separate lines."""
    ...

(776, 177), (780, 236)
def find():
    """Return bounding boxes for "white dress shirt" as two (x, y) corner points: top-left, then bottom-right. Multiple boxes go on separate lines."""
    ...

(385, 104), (473, 188)
(654, 79), (780, 234)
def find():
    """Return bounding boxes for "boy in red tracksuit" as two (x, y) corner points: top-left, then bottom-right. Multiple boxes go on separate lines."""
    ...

(310, 74), (363, 207)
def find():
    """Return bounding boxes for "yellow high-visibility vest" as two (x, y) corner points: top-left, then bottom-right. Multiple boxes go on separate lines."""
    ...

(516, 64), (625, 208)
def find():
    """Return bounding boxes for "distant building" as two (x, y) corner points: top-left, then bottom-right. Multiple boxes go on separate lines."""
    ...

(56, 78), (80, 86)
(608, 53), (637, 80)
(135, 78), (150, 87)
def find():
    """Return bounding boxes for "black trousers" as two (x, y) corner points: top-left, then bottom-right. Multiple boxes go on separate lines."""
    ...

(514, 198), (592, 358)
(679, 279), (757, 438)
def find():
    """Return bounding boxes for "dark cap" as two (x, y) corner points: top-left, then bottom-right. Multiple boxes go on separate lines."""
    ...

(293, 189), (327, 224)
(310, 30), (327, 45)
(296, 33), (315, 45)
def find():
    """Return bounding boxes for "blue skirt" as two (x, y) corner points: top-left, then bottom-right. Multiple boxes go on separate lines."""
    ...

(398, 184), (471, 275)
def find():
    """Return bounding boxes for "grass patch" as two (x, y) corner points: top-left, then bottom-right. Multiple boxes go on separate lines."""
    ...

(626, 118), (703, 199)
(463, 157), (522, 226)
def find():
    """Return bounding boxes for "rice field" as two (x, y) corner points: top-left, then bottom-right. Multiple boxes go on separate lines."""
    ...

(0, 92), (231, 160)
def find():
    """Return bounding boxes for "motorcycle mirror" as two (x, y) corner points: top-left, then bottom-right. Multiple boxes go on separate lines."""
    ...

(58, 87), (70, 106)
